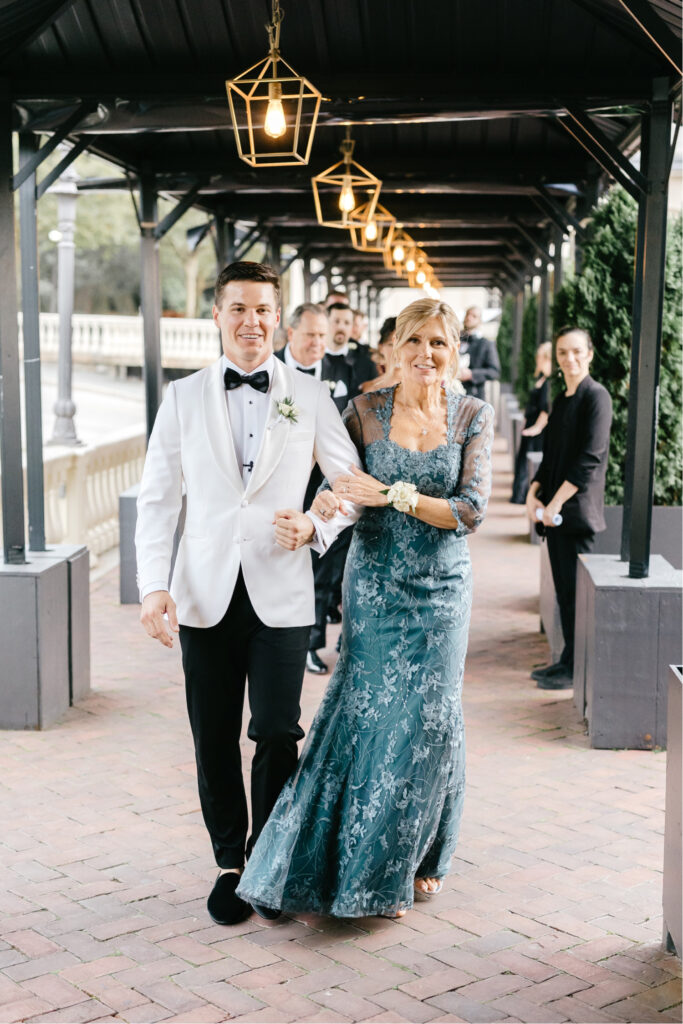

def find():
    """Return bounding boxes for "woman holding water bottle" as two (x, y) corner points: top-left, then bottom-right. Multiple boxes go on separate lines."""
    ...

(526, 327), (612, 690)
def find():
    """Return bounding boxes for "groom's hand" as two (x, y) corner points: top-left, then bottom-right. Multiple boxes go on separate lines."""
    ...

(273, 509), (315, 550)
(140, 590), (179, 648)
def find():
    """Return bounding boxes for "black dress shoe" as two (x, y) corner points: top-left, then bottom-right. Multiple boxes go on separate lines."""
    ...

(251, 902), (282, 920)
(531, 661), (566, 681)
(326, 608), (342, 624)
(306, 650), (328, 674)
(536, 671), (573, 690)
(207, 872), (251, 925)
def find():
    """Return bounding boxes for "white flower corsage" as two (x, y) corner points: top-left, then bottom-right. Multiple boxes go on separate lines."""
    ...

(275, 396), (299, 423)
(381, 480), (419, 513)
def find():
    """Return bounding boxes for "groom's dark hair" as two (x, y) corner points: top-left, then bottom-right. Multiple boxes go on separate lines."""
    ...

(215, 261), (281, 307)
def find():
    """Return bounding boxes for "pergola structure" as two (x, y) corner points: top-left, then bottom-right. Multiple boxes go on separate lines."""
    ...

(0, 0), (680, 594)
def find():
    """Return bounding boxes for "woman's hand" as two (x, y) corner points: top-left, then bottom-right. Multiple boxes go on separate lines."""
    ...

(311, 490), (348, 521)
(333, 465), (389, 508)
(521, 424), (542, 437)
(525, 488), (544, 524)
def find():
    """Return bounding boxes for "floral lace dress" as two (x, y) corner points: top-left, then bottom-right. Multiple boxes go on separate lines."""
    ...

(237, 386), (493, 917)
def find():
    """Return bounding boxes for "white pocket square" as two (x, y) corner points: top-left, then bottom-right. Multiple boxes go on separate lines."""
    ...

(333, 380), (348, 398)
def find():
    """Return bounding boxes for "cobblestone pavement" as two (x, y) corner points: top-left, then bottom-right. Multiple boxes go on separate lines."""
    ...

(1, 441), (680, 1024)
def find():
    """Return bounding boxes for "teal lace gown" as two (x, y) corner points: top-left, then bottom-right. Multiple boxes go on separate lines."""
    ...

(237, 386), (493, 917)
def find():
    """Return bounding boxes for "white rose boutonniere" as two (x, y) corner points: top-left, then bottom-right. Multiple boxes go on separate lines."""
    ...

(348, 341), (358, 351)
(275, 396), (299, 424)
(327, 379), (337, 392)
(381, 480), (419, 513)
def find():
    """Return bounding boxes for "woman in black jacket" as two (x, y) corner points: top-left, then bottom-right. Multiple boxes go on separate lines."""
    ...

(526, 327), (612, 690)
(511, 342), (552, 503)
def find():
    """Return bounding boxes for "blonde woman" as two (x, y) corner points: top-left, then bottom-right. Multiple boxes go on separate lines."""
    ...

(238, 299), (493, 919)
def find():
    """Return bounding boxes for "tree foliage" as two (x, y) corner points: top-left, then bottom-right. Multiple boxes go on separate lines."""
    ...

(551, 186), (681, 506)
(496, 293), (514, 383)
(515, 292), (538, 405)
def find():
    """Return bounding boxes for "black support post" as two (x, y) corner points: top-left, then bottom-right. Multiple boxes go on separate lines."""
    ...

(0, 85), (26, 564)
(552, 227), (564, 298)
(625, 79), (672, 578)
(139, 173), (163, 443)
(302, 257), (312, 302)
(18, 132), (46, 551)
(537, 265), (550, 344)
(512, 288), (524, 389)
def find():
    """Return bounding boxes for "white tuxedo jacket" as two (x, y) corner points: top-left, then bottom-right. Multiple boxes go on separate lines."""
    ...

(135, 356), (361, 628)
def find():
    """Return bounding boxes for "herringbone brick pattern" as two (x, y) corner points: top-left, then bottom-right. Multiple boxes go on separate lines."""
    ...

(0, 441), (680, 1024)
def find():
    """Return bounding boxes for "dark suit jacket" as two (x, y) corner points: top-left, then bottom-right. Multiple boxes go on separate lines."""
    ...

(461, 332), (501, 400)
(533, 375), (612, 534)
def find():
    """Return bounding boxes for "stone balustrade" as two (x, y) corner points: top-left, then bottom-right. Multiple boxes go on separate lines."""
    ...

(0, 427), (145, 561)
(19, 312), (220, 369)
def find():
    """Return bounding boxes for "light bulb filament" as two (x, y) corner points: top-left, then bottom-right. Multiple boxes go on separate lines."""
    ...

(393, 244), (405, 263)
(339, 175), (356, 213)
(264, 82), (286, 139)
(364, 220), (377, 241)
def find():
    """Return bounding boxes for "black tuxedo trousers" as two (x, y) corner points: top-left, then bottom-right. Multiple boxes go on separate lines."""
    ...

(179, 569), (309, 869)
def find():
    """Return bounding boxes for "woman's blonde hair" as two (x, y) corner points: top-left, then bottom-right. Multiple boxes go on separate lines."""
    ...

(393, 298), (462, 383)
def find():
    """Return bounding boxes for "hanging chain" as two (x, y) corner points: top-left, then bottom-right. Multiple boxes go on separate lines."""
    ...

(340, 124), (355, 165)
(266, 0), (283, 55)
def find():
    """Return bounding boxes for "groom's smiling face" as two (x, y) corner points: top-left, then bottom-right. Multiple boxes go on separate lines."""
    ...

(213, 281), (281, 370)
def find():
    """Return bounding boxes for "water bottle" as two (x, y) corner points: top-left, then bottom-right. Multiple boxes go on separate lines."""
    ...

(536, 508), (563, 526)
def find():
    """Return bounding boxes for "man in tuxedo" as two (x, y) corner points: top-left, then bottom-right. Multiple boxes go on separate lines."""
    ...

(457, 305), (501, 401)
(136, 262), (360, 926)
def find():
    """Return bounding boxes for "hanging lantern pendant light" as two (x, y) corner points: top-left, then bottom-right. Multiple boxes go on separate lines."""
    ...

(312, 126), (382, 230)
(226, 0), (321, 167)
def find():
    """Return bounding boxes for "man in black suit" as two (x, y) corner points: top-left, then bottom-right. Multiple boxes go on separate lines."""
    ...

(527, 326), (612, 690)
(457, 305), (501, 401)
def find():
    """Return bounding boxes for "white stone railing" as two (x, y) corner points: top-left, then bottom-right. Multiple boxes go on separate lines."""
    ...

(19, 312), (221, 369)
(0, 428), (145, 562)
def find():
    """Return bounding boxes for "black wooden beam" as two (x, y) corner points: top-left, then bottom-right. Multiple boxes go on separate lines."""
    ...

(154, 181), (206, 240)
(533, 186), (586, 240)
(0, 0), (79, 59)
(36, 135), (96, 199)
(12, 102), (96, 191)
(559, 107), (648, 200)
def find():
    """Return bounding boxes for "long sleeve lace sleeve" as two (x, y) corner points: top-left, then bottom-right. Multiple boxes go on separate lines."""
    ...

(448, 403), (494, 537)
(341, 400), (364, 457)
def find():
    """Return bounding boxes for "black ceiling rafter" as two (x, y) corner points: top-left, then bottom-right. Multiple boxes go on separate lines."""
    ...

(614, 0), (682, 74)
(533, 185), (587, 239)
(513, 221), (552, 265)
(0, 0), (79, 59)
(558, 106), (650, 200)
(12, 102), (97, 191)
(234, 221), (266, 261)
(154, 180), (207, 240)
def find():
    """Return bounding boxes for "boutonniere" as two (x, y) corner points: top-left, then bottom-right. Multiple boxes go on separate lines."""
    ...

(327, 379), (337, 392)
(275, 396), (299, 423)
(348, 341), (358, 350)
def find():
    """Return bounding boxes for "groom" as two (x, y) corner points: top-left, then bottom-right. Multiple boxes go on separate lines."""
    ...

(135, 261), (360, 925)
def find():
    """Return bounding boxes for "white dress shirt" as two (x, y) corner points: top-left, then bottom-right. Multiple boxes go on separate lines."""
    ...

(283, 344), (322, 380)
(222, 353), (276, 488)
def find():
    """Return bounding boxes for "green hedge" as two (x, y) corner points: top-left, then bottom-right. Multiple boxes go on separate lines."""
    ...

(515, 292), (538, 406)
(496, 293), (514, 384)
(551, 186), (682, 506)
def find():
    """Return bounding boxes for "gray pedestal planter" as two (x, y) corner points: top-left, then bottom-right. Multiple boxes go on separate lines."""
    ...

(539, 541), (564, 661)
(33, 544), (90, 704)
(510, 412), (525, 474)
(573, 554), (682, 749)
(526, 452), (543, 545)
(663, 665), (682, 956)
(119, 484), (186, 605)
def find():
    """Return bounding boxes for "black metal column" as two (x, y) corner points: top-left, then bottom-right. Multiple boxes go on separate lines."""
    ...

(18, 132), (45, 551)
(626, 79), (672, 578)
(0, 87), (26, 564)
(537, 265), (550, 344)
(552, 228), (564, 297)
(512, 288), (524, 389)
(214, 213), (235, 270)
(302, 257), (312, 302)
(140, 174), (162, 443)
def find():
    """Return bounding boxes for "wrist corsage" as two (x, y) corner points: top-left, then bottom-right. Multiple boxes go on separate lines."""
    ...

(381, 480), (419, 513)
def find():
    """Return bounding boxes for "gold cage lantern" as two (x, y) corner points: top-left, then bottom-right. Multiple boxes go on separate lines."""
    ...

(347, 201), (396, 252)
(226, 0), (321, 167)
(383, 226), (414, 274)
(312, 127), (382, 229)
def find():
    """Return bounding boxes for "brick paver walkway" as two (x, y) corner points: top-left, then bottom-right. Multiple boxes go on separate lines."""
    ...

(1, 441), (681, 1024)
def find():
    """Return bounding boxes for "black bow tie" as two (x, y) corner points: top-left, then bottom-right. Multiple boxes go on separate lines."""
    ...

(297, 366), (316, 376)
(224, 367), (269, 393)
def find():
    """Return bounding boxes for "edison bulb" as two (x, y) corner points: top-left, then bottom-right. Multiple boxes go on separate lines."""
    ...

(339, 176), (356, 213)
(392, 244), (405, 263)
(264, 82), (286, 139)
(416, 269), (427, 284)
(364, 220), (377, 241)
(405, 257), (416, 272)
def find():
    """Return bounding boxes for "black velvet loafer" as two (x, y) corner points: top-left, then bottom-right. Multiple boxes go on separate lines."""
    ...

(251, 901), (282, 921)
(207, 872), (251, 925)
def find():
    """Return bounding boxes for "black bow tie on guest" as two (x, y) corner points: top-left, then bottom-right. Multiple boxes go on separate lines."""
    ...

(223, 367), (269, 393)
(297, 366), (316, 376)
